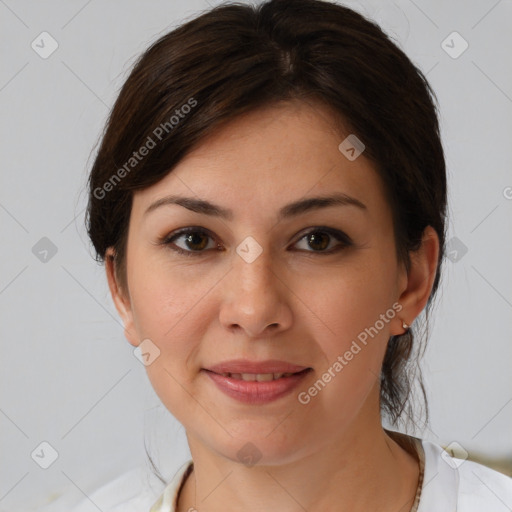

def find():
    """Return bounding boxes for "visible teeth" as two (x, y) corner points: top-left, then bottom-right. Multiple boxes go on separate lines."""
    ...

(223, 372), (295, 381)
(256, 373), (274, 382)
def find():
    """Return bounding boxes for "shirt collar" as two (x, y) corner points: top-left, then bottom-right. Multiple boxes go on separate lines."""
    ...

(417, 439), (459, 512)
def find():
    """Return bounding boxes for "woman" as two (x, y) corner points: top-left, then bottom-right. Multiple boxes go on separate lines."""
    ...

(84, 0), (512, 511)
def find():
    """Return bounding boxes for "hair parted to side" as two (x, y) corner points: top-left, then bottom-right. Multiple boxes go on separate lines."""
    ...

(85, 0), (447, 430)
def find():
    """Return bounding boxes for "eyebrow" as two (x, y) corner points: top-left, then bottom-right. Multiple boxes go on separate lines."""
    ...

(144, 192), (367, 221)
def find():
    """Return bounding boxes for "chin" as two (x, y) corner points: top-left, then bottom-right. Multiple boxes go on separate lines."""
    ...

(210, 427), (307, 467)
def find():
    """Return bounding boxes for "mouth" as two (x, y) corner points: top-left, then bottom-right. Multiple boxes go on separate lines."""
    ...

(202, 366), (313, 404)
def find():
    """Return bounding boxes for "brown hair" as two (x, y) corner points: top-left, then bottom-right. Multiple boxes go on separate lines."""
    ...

(85, 0), (447, 428)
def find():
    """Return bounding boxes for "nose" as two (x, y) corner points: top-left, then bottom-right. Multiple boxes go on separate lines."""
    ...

(218, 244), (293, 338)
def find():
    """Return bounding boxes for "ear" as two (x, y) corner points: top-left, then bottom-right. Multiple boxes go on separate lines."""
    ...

(393, 226), (440, 335)
(105, 247), (139, 347)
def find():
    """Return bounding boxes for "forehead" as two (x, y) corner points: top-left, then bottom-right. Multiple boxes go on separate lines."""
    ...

(131, 100), (390, 224)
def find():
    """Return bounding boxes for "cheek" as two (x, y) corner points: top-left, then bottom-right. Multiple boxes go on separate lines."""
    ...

(300, 254), (398, 346)
(294, 273), (393, 427)
(128, 251), (212, 340)
(295, 248), (398, 394)
(126, 264), (199, 391)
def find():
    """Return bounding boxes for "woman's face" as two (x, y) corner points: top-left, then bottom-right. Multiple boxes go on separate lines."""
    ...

(108, 100), (416, 465)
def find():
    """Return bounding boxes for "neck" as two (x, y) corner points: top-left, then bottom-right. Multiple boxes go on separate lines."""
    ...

(177, 421), (419, 512)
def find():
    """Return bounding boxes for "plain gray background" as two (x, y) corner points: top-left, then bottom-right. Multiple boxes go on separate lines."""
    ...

(1, 0), (511, 510)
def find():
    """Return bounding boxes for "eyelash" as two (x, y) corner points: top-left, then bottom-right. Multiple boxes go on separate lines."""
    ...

(158, 226), (353, 257)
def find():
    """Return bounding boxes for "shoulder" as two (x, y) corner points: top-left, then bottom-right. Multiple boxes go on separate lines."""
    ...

(456, 456), (512, 510)
(419, 439), (512, 512)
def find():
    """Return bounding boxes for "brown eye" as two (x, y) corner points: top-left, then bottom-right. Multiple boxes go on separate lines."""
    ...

(305, 232), (330, 251)
(162, 227), (218, 256)
(293, 228), (352, 253)
(181, 231), (209, 251)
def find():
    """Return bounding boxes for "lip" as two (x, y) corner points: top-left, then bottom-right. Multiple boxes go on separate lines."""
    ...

(202, 359), (312, 405)
(205, 359), (310, 374)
